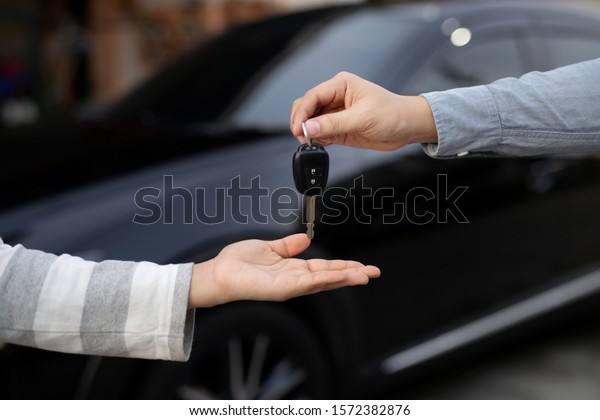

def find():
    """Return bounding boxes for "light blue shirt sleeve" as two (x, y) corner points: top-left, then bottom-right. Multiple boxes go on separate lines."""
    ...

(421, 58), (600, 158)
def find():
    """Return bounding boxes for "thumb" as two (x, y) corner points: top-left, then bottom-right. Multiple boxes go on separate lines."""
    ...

(305, 108), (361, 140)
(268, 234), (310, 258)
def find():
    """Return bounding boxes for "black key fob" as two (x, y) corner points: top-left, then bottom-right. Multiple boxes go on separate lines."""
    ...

(292, 144), (329, 195)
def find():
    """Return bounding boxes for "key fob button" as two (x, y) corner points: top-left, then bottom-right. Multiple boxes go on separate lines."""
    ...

(306, 176), (321, 188)
(305, 168), (322, 176)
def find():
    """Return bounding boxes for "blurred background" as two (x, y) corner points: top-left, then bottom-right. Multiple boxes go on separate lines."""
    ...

(0, 0), (365, 129)
(2, 0), (600, 127)
(2, 0), (600, 400)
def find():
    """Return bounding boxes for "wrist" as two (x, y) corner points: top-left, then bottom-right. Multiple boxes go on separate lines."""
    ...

(415, 95), (438, 143)
(188, 258), (219, 308)
(402, 95), (438, 144)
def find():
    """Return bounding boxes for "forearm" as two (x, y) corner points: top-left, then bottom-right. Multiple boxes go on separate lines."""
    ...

(420, 58), (600, 158)
(0, 240), (194, 361)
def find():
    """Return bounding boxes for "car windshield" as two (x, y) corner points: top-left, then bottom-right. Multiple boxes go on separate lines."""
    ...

(108, 7), (423, 130)
(230, 12), (421, 129)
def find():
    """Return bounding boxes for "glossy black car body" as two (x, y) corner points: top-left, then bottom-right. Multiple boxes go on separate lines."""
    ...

(2, 1), (600, 399)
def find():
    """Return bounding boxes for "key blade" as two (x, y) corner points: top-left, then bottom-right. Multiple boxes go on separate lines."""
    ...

(306, 195), (316, 239)
(306, 223), (314, 240)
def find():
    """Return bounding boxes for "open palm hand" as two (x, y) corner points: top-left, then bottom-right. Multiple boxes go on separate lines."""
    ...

(189, 234), (380, 308)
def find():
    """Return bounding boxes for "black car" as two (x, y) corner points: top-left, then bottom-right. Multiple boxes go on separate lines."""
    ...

(2, 1), (600, 399)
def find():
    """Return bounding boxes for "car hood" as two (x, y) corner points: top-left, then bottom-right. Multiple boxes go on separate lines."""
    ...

(0, 118), (288, 213)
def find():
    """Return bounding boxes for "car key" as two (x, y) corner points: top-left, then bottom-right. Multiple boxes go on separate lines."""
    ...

(292, 123), (329, 239)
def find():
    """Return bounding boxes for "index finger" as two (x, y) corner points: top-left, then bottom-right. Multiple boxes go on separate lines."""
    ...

(290, 73), (349, 138)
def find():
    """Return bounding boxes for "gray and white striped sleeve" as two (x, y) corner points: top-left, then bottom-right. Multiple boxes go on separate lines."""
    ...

(0, 238), (194, 361)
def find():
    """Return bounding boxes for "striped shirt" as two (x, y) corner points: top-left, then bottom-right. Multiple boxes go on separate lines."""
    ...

(0, 238), (194, 361)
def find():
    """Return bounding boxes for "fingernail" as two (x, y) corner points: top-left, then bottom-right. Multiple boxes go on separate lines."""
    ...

(305, 120), (320, 137)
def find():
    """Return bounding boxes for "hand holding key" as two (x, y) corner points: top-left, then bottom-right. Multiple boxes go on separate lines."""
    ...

(290, 71), (437, 150)
(293, 123), (329, 239)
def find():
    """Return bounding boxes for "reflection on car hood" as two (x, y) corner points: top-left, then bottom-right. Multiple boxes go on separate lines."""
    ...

(0, 118), (287, 213)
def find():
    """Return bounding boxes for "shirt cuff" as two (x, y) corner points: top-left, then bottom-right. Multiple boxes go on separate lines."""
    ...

(168, 262), (195, 362)
(124, 261), (195, 361)
(420, 85), (503, 158)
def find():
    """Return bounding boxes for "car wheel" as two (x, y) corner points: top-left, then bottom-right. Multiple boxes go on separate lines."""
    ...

(139, 302), (331, 399)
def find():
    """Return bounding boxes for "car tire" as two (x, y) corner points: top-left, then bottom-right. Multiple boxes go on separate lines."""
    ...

(138, 301), (331, 399)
